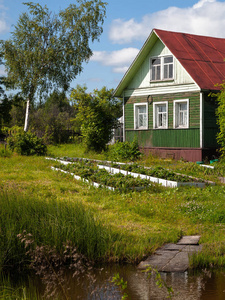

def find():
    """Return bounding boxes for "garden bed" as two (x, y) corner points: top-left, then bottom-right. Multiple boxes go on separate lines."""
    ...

(46, 157), (214, 188)
(48, 158), (150, 191)
(97, 164), (206, 188)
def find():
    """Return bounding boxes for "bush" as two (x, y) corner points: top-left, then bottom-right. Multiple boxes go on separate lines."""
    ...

(71, 85), (122, 152)
(0, 145), (12, 158)
(109, 139), (142, 161)
(216, 82), (225, 156)
(7, 130), (47, 156)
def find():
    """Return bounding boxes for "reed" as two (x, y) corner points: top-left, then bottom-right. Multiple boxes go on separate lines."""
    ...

(0, 272), (43, 300)
(0, 188), (117, 271)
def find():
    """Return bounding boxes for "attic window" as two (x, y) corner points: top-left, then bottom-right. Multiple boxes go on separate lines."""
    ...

(151, 55), (173, 81)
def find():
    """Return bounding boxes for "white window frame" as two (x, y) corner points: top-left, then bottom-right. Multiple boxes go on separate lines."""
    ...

(153, 101), (168, 129)
(134, 103), (148, 130)
(150, 55), (174, 82)
(173, 99), (189, 129)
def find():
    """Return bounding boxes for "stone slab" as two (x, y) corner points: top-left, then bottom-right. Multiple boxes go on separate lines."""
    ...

(162, 243), (186, 251)
(162, 251), (189, 272)
(137, 250), (177, 271)
(182, 245), (203, 253)
(137, 236), (202, 273)
(176, 235), (200, 245)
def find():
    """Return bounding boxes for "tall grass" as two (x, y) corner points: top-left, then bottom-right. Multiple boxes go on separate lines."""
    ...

(0, 188), (118, 271)
(0, 144), (12, 158)
(0, 273), (43, 300)
(1, 147), (225, 271)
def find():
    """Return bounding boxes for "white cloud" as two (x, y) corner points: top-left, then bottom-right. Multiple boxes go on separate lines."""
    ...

(109, 0), (225, 44)
(193, 0), (215, 9)
(91, 48), (139, 73)
(0, 2), (9, 34)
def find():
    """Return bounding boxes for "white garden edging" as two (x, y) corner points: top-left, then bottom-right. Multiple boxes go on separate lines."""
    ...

(51, 166), (115, 191)
(46, 158), (210, 189)
(97, 165), (206, 188)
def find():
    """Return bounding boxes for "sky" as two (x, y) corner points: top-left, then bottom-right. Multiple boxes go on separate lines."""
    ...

(0, 0), (225, 93)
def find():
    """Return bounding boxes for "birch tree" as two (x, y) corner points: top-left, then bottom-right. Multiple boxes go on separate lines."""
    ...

(0, 1), (106, 131)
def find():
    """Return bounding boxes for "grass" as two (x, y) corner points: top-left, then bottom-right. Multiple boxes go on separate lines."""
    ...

(0, 272), (43, 300)
(1, 143), (225, 272)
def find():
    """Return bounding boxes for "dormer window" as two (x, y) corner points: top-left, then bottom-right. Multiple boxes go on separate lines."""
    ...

(150, 55), (173, 81)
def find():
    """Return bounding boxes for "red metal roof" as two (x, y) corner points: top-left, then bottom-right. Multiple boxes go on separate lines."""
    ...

(154, 29), (225, 90)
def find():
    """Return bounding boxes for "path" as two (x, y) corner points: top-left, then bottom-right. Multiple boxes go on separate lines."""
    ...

(137, 236), (202, 272)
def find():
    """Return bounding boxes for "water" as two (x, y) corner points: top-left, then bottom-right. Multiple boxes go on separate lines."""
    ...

(5, 264), (225, 299)
(23, 264), (224, 299)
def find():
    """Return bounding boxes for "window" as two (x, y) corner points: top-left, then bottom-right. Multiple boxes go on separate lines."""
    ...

(151, 55), (173, 81)
(134, 103), (148, 130)
(173, 99), (189, 128)
(153, 102), (168, 129)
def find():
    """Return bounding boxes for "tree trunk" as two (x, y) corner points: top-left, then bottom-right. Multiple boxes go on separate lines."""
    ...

(24, 98), (30, 132)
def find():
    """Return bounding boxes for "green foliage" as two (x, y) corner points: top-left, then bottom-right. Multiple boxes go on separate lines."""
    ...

(31, 91), (76, 144)
(54, 160), (151, 191)
(0, 188), (116, 271)
(109, 139), (142, 161)
(145, 266), (174, 299)
(7, 129), (47, 155)
(71, 85), (122, 151)
(1, 1), (107, 103)
(216, 82), (225, 156)
(112, 273), (128, 300)
(0, 144), (12, 158)
(0, 53), (13, 129)
(0, 273), (42, 300)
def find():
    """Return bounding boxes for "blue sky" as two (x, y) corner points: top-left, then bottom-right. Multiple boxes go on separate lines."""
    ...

(1, 0), (225, 93)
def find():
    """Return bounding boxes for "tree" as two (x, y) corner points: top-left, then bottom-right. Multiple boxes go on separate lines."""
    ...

(0, 52), (12, 129)
(31, 91), (76, 144)
(0, 0), (106, 131)
(71, 85), (122, 151)
(216, 82), (225, 156)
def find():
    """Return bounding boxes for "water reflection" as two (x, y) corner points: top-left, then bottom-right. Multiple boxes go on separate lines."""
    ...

(5, 264), (225, 299)
(54, 264), (225, 299)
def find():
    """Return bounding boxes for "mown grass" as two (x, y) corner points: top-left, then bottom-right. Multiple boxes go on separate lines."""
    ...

(1, 143), (225, 272)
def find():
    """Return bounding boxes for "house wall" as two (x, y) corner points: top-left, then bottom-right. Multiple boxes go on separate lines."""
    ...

(121, 35), (219, 161)
(203, 93), (218, 149)
(125, 91), (200, 148)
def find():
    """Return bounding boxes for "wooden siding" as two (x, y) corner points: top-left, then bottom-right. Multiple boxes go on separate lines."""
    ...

(203, 94), (219, 148)
(127, 39), (195, 91)
(125, 92), (200, 148)
(126, 129), (199, 148)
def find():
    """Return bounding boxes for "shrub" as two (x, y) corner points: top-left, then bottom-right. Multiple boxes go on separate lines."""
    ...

(7, 130), (47, 156)
(109, 139), (141, 161)
(216, 82), (225, 156)
(0, 145), (12, 157)
(71, 85), (122, 152)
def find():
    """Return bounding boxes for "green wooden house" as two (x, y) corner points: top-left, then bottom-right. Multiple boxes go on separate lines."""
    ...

(114, 29), (225, 162)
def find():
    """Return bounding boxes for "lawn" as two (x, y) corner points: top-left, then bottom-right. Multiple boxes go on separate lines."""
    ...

(1, 143), (225, 270)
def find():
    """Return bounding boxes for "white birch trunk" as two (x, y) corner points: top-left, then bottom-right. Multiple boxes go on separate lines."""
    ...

(24, 98), (30, 132)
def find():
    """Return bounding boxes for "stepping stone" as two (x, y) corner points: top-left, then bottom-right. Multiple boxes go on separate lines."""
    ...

(177, 235), (200, 245)
(162, 251), (189, 272)
(137, 236), (202, 272)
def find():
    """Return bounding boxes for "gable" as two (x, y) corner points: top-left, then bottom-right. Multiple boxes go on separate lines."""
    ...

(154, 29), (225, 91)
(114, 29), (225, 98)
(127, 39), (195, 92)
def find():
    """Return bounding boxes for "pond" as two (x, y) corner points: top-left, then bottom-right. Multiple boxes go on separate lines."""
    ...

(13, 264), (225, 299)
